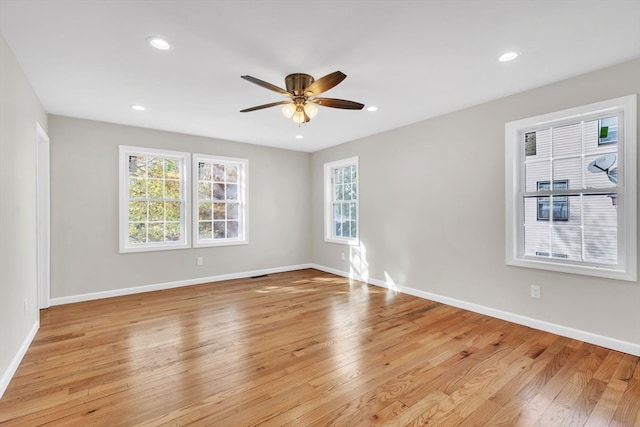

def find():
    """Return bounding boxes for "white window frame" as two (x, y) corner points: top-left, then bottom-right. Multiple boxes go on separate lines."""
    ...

(505, 95), (637, 281)
(192, 153), (248, 248)
(119, 145), (191, 253)
(324, 157), (359, 244)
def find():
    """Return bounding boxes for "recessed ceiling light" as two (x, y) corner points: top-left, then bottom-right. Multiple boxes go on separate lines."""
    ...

(147, 37), (172, 50)
(295, 135), (304, 139)
(498, 51), (520, 62)
(130, 105), (146, 111)
(366, 106), (379, 112)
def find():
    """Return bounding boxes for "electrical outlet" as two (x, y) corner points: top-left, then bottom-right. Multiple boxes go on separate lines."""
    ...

(196, 257), (203, 266)
(24, 299), (28, 314)
(341, 252), (346, 261)
(530, 285), (541, 299)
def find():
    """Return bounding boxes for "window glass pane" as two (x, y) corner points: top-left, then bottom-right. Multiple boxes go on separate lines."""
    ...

(165, 159), (179, 179)
(344, 183), (352, 201)
(227, 221), (239, 238)
(213, 202), (226, 219)
(129, 223), (146, 244)
(523, 197), (538, 225)
(166, 222), (180, 241)
(552, 123), (581, 157)
(165, 202), (181, 221)
(551, 226), (582, 261)
(129, 178), (146, 198)
(349, 202), (357, 221)
(129, 201), (147, 222)
(227, 202), (239, 220)
(213, 221), (226, 238)
(148, 158), (164, 179)
(583, 120), (600, 153)
(212, 183), (225, 200)
(213, 164), (225, 182)
(584, 228), (617, 264)
(335, 183), (344, 201)
(585, 153), (617, 188)
(524, 129), (551, 159)
(333, 203), (342, 237)
(149, 201), (164, 221)
(198, 182), (212, 199)
(165, 180), (180, 199)
(565, 195), (581, 223)
(583, 194), (617, 226)
(148, 179), (163, 199)
(553, 158), (582, 190)
(525, 161), (550, 192)
(199, 221), (212, 239)
(198, 162), (211, 180)
(226, 165), (238, 182)
(524, 224), (549, 256)
(148, 223), (164, 242)
(598, 116), (618, 145)
(226, 183), (238, 200)
(199, 202), (212, 220)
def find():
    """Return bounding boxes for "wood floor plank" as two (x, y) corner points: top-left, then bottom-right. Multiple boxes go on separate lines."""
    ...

(0, 269), (638, 426)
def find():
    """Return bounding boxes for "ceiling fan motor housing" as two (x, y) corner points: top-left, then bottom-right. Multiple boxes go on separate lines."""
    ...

(285, 73), (315, 96)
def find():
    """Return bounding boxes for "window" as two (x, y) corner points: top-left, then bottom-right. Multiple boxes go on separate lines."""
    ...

(193, 154), (247, 247)
(119, 146), (190, 252)
(324, 157), (359, 244)
(505, 95), (637, 281)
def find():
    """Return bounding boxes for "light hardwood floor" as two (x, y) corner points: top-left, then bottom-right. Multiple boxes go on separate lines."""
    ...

(1, 269), (639, 426)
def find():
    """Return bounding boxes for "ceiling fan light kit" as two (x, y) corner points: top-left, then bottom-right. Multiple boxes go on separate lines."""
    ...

(240, 71), (364, 125)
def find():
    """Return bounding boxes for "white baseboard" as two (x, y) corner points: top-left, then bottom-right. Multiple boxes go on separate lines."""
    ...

(309, 264), (640, 357)
(1, 319), (39, 399)
(49, 263), (314, 306)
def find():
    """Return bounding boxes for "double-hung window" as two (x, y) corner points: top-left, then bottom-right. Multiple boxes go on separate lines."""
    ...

(193, 154), (248, 247)
(505, 95), (637, 280)
(119, 146), (190, 252)
(324, 157), (359, 244)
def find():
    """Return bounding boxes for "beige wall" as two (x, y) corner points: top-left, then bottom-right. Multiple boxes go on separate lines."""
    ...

(48, 116), (311, 299)
(0, 32), (48, 392)
(310, 60), (640, 348)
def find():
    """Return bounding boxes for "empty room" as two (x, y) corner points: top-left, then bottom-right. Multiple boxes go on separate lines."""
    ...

(1, 0), (639, 425)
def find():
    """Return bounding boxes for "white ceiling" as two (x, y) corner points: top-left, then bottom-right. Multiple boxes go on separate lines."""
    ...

(1, 0), (639, 152)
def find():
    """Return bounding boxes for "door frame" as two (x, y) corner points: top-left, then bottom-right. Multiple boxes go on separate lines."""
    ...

(36, 123), (50, 309)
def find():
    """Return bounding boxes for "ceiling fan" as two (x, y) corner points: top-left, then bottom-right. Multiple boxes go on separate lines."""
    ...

(240, 71), (364, 124)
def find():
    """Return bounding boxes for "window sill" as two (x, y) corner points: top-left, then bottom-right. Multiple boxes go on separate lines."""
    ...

(506, 257), (636, 282)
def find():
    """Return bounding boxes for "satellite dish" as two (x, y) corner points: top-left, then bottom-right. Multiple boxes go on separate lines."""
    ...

(587, 153), (616, 173)
(587, 153), (618, 185)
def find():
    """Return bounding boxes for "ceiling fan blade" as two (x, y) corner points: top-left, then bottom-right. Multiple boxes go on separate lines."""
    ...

(303, 71), (346, 96)
(240, 100), (292, 113)
(311, 97), (364, 110)
(241, 75), (292, 97)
